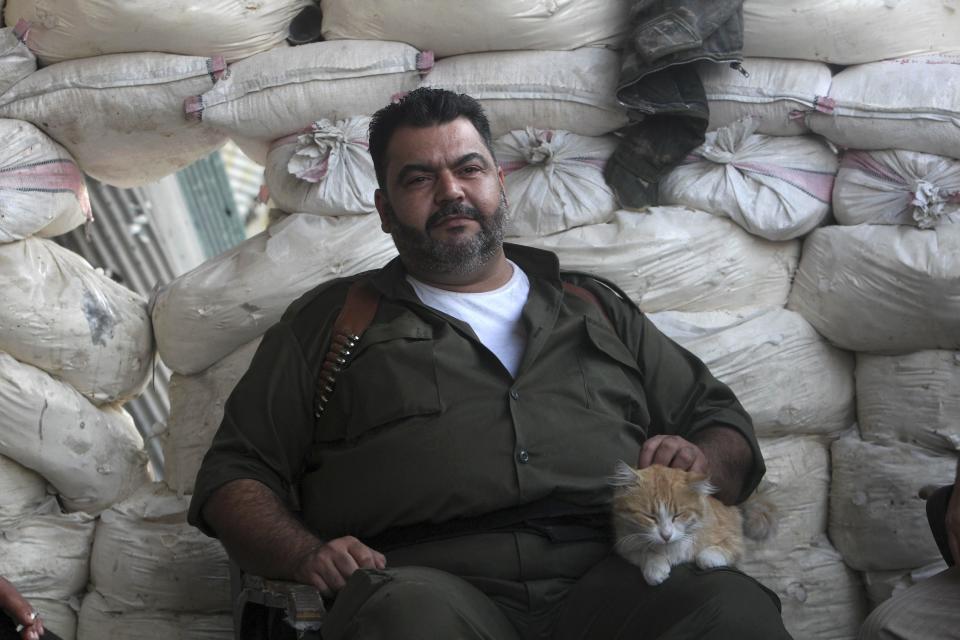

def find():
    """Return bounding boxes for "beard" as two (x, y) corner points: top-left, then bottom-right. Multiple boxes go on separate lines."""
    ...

(384, 192), (508, 277)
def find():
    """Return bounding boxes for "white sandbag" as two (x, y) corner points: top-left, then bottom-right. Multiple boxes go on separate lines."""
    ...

(152, 213), (397, 375)
(739, 536), (867, 640)
(0, 352), (149, 514)
(187, 40), (426, 159)
(265, 117), (376, 216)
(320, 0), (629, 57)
(806, 55), (960, 161)
(863, 561), (948, 609)
(162, 338), (259, 495)
(0, 497), (95, 600)
(699, 58), (831, 136)
(496, 128), (616, 237)
(516, 207), (800, 313)
(0, 119), (90, 244)
(833, 149), (960, 228)
(424, 48), (629, 138)
(0, 237), (154, 403)
(743, 0), (960, 64)
(0, 52), (227, 187)
(829, 433), (954, 571)
(0, 19), (35, 96)
(856, 351), (960, 453)
(788, 225), (960, 353)
(749, 437), (830, 551)
(660, 118), (837, 241)
(0, 454), (47, 518)
(4, 0), (310, 64)
(78, 591), (232, 640)
(91, 484), (230, 612)
(649, 309), (854, 437)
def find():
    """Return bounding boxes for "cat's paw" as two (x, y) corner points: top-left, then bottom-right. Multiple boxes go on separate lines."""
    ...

(642, 558), (672, 585)
(695, 547), (731, 569)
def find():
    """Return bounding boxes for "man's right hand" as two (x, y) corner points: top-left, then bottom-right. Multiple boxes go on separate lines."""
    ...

(292, 536), (387, 597)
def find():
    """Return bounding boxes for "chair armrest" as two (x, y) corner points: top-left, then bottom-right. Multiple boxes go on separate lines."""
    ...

(234, 571), (326, 638)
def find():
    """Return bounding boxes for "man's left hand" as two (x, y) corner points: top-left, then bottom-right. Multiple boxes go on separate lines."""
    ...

(638, 435), (708, 474)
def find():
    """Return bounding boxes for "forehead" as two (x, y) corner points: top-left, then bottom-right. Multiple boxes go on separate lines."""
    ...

(384, 117), (491, 175)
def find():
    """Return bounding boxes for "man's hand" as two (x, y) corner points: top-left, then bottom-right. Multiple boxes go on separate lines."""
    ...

(638, 435), (708, 474)
(0, 577), (44, 640)
(947, 469), (960, 565)
(292, 536), (387, 597)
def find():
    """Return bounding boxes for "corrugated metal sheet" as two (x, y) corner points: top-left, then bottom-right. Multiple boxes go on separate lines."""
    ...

(176, 151), (247, 258)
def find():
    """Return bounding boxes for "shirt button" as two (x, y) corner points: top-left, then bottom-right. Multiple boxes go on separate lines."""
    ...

(517, 449), (530, 464)
(510, 389), (520, 400)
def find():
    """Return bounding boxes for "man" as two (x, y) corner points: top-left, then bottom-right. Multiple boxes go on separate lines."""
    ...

(188, 88), (790, 639)
(858, 463), (960, 640)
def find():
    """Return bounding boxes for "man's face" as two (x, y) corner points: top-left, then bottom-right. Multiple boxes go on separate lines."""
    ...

(375, 117), (508, 279)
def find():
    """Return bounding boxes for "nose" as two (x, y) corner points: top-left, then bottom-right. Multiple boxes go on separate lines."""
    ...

(659, 526), (672, 542)
(435, 169), (465, 205)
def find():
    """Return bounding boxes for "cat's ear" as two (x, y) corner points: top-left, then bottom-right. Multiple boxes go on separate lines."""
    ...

(609, 460), (640, 487)
(688, 473), (718, 496)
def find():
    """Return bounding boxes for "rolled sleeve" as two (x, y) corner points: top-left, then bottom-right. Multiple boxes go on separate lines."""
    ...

(187, 321), (317, 537)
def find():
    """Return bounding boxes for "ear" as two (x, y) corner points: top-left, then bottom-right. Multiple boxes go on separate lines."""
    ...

(374, 189), (391, 233)
(688, 473), (718, 496)
(609, 460), (640, 488)
(497, 165), (509, 207)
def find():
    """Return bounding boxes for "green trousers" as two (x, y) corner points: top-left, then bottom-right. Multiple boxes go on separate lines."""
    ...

(319, 532), (791, 640)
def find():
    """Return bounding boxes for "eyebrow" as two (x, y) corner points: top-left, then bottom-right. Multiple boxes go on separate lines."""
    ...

(395, 152), (490, 184)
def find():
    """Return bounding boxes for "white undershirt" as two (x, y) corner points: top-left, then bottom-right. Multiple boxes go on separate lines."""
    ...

(407, 261), (530, 377)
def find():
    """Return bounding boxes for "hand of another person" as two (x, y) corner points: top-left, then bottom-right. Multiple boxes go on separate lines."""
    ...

(0, 577), (44, 640)
(947, 474), (960, 565)
(292, 536), (387, 597)
(638, 435), (709, 475)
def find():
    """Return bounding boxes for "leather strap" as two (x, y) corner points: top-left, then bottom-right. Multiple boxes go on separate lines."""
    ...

(314, 280), (381, 418)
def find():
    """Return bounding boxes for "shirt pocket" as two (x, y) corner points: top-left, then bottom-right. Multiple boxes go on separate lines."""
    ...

(580, 317), (650, 429)
(316, 319), (442, 442)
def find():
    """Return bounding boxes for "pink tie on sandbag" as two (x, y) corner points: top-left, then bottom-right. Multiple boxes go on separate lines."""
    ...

(0, 158), (92, 221)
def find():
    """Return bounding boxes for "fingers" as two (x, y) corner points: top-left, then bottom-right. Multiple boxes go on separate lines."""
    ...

(638, 435), (708, 473)
(298, 537), (387, 597)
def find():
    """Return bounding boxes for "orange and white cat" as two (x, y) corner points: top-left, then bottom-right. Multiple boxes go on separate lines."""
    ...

(610, 461), (746, 586)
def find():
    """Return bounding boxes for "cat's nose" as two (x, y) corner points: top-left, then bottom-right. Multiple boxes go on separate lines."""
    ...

(659, 528), (671, 542)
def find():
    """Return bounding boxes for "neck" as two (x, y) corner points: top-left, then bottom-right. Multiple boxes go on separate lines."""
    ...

(405, 248), (512, 293)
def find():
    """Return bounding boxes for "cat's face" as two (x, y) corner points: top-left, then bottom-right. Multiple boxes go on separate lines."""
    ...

(610, 462), (714, 548)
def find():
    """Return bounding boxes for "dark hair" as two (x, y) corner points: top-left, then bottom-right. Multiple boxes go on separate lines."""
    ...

(368, 88), (495, 191)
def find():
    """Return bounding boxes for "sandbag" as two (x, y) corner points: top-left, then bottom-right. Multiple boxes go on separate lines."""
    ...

(788, 225), (960, 353)
(265, 117), (376, 216)
(806, 55), (960, 161)
(748, 437), (830, 552)
(0, 19), (34, 96)
(0, 52), (227, 187)
(0, 497), (95, 600)
(4, 0), (310, 64)
(90, 484), (230, 612)
(152, 213), (397, 375)
(0, 237), (154, 404)
(660, 118), (837, 241)
(863, 561), (949, 609)
(743, 0), (960, 64)
(78, 591), (232, 640)
(739, 536), (867, 640)
(833, 149), (960, 228)
(0, 454), (47, 518)
(0, 352), (149, 514)
(496, 128), (616, 237)
(698, 58), (831, 136)
(829, 433), (954, 571)
(424, 48), (628, 138)
(856, 351), (960, 453)
(0, 119), (90, 244)
(319, 0), (629, 57)
(186, 40), (426, 161)
(649, 309), (854, 437)
(515, 207), (799, 313)
(163, 338), (259, 495)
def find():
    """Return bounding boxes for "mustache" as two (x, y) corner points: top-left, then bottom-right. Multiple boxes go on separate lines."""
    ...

(426, 203), (483, 229)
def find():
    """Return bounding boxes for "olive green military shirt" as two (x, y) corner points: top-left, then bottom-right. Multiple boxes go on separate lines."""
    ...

(188, 244), (764, 541)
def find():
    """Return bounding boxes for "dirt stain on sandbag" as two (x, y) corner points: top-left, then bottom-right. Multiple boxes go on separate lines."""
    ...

(83, 290), (117, 346)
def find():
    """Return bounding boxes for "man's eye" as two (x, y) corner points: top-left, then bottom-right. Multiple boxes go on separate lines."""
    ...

(460, 166), (482, 175)
(406, 176), (429, 185)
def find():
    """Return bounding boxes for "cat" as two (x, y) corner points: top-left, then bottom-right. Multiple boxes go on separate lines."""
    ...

(609, 461), (757, 586)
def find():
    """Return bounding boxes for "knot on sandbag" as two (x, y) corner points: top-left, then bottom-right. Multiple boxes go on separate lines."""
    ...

(520, 128), (556, 165)
(911, 179), (956, 229)
(699, 116), (760, 165)
(287, 119), (348, 183)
